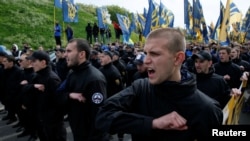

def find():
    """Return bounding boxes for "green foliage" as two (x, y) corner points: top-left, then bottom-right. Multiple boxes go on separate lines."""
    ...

(0, 0), (139, 50)
(107, 5), (132, 23)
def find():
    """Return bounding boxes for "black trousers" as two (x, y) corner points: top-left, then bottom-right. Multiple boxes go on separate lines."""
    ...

(37, 120), (66, 141)
(55, 36), (61, 46)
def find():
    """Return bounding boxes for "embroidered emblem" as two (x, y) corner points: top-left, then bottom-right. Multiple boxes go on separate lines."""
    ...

(92, 92), (104, 104)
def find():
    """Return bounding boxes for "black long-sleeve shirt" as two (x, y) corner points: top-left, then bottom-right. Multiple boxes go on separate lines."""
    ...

(62, 61), (109, 141)
(96, 70), (223, 141)
(214, 61), (242, 89)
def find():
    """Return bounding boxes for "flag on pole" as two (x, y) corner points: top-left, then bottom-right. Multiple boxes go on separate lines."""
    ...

(211, 1), (224, 41)
(229, 2), (242, 25)
(241, 6), (250, 41)
(116, 13), (131, 43)
(62, 0), (78, 23)
(219, 0), (231, 46)
(184, 0), (194, 36)
(143, 0), (160, 37)
(159, 2), (174, 28)
(96, 7), (111, 29)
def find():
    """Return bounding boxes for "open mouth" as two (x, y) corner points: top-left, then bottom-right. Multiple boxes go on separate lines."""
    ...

(148, 68), (155, 76)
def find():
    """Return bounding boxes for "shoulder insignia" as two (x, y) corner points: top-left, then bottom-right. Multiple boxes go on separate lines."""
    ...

(92, 92), (104, 104)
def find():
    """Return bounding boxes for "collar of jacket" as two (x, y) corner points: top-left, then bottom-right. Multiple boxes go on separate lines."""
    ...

(232, 58), (241, 64)
(24, 67), (34, 73)
(36, 66), (51, 75)
(195, 66), (214, 80)
(219, 60), (232, 66)
(153, 69), (196, 100)
(102, 62), (113, 69)
(71, 61), (90, 72)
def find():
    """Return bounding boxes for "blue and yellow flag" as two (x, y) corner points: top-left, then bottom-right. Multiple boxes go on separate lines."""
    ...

(241, 6), (250, 32)
(137, 13), (146, 33)
(196, 0), (208, 43)
(241, 6), (250, 41)
(208, 22), (214, 39)
(130, 13), (142, 33)
(219, 0), (231, 46)
(96, 7), (111, 29)
(184, 0), (193, 36)
(143, 0), (159, 37)
(211, 1), (224, 41)
(229, 1), (242, 25)
(116, 13), (131, 43)
(62, 0), (78, 22)
(192, 0), (201, 33)
(159, 2), (174, 28)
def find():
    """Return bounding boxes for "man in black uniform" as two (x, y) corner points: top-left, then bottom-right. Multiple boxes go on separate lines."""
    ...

(26, 51), (66, 141)
(2, 55), (22, 124)
(16, 53), (37, 139)
(85, 23), (93, 44)
(96, 28), (223, 141)
(55, 48), (70, 81)
(192, 50), (241, 108)
(214, 47), (242, 89)
(62, 38), (109, 141)
(0, 51), (7, 114)
(99, 50), (125, 140)
(112, 51), (128, 87)
(99, 51), (124, 98)
(133, 52), (148, 81)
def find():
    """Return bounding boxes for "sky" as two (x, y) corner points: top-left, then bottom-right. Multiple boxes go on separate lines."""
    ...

(74, 0), (249, 28)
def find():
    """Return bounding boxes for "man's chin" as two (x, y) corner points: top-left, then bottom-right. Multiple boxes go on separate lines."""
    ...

(67, 64), (73, 68)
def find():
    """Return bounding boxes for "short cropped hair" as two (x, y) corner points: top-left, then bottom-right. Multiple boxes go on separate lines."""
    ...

(69, 38), (91, 60)
(146, 28), (186, 53)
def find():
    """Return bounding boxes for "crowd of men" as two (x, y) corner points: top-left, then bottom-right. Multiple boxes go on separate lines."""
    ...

(0, 28), (250, 141)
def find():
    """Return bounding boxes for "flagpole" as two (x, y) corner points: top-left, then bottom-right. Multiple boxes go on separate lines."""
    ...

(54, 6), (56, 26)
(63, 22), (66, 46)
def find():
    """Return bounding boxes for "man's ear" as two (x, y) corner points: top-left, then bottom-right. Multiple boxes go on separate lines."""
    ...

(79, 50), (86, 59)
(41, 60), (47, 66)
(175, 51), (185, 65)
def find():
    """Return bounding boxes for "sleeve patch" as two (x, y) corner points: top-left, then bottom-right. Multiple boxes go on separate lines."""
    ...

(92, 92), (104, 104)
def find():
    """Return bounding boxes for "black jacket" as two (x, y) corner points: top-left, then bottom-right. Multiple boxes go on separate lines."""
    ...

(62, 61), (109, 141)
(2, 65), (22, 104)
(27, 66), (62, 124)
(195, 67), (231, 108)
(113, 59), (128, 86)
(56, 58), (70, 81)
(214, 61), (242, 88)
(19, 67), (36, 107)
(99, 62), (123, 98)
(232, 58), (250, 72)
(96, 70), (223, 141)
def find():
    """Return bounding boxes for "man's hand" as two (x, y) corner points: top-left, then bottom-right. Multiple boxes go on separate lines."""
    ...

(152, 111), (188, 131)
(34, 84), (45, 92)
(223, 74), (230, 80)
(240, 71), (249, 81)
(69, 92), (86, 103)
(230, 88), (242, 97)
(20, 80), (28, 85)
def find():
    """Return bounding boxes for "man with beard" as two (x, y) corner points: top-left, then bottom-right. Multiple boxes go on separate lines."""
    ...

(192, 50), (241, 108)
(61, 38), (109, 141)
